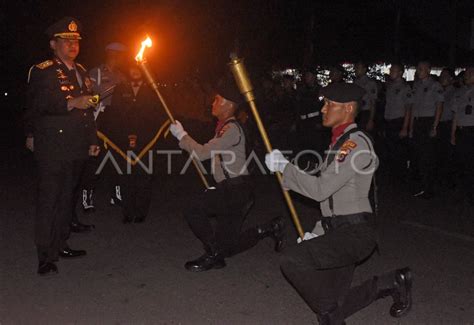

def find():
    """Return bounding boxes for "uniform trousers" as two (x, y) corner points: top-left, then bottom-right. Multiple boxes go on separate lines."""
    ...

(412, 117), (437, 194)
(384, 118), (408, 176)
(35, 159), (85, 263)
(280, 223), (380, 324)
(120, 171), (153, 220)
(184, 180), (259, 257)
(436, 121), (456, 186)
(456, 127), (474, 203)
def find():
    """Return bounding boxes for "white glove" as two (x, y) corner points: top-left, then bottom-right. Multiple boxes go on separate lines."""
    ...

(297, 232), (318, 244)
(169, 120), (188, 141)
(265, 149), (290, 173)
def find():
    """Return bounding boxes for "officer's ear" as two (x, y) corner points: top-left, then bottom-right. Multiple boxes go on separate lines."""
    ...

(345, 102), (358, 117)
(50, 39), (57, 51)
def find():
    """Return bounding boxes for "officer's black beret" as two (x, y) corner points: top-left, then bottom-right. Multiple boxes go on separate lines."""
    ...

(320, 83), (365, 103)
(46, 17), (82, 40)
(216, 80), (242, 106)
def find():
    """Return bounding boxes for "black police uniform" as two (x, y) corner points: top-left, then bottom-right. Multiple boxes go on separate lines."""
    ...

(110, 80), (168, 223)
(25, 17), (97, 271)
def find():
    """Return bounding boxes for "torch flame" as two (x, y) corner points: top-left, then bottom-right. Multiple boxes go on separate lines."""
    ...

(135, 36), (152, 62)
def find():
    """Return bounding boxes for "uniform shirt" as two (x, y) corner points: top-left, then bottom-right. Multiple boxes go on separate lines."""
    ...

(282, 123), (377, 217)
(25, 58), (97, 161)
(411, 76), (444, 118)
(179, 117), (248, 183)
(354, 75), (378, 112)
(384, 78), (412, 120)
(453, 85), (474, 127)
(89, 64), (125, 106)
(440, 85), (457, 122)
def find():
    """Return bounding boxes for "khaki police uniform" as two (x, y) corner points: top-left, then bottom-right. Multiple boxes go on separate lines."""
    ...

(179, 117), (266, 257)
(278, 83), (411, 324)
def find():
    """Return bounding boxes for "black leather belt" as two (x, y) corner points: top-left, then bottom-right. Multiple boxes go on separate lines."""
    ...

(321, 213), (373, 232)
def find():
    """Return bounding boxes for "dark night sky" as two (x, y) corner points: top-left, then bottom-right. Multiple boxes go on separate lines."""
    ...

(2, 0), (474, 91)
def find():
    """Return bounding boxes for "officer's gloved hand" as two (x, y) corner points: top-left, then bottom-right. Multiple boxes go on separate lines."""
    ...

(169, 120), (188, 141)
(265, 149), (289, 173)
(297, 232), (318, 243)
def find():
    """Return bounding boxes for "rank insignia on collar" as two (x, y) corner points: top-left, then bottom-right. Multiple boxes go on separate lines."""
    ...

(68, 20), (78, 32)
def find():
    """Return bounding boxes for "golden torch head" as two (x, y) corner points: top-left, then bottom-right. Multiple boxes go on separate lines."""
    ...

(228, 55), (255, 103)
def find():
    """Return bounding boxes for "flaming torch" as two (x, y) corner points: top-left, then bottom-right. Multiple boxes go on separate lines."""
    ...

(229, 55), (304, 238)
(135, 36), (210, 189)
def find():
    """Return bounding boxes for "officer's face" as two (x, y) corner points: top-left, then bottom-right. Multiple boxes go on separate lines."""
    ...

(211, 95), (233, 118)
(416, 63), (430, 80)
(129, 67), (142, 80)
(355, 64), (367, 78)
(389, 66), (402, 80)
(51, 38), (80, 61)
(321, 99), (352, 127)
(439, 71), (453, 86)
(304, 72), (316, 85)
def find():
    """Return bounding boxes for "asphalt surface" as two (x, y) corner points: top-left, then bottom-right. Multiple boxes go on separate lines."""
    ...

(1, 149), (474, 325)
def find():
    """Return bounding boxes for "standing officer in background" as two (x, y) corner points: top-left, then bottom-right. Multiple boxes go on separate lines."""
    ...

(84, 42), (127, 210)
(354, 61), (378, 132)
(452, 67), (474, 206)
(328, 65), (345, 84)
(410, 61), (444, 199)
(383, 63), (412, 176)
(266, 83), (412, 325)
(169, 82), (284, 272)
(24, 17), (100, 275)
(437, 68), (457, 188)
(296, 68), (326, 170)
(111, 65), (167, 224)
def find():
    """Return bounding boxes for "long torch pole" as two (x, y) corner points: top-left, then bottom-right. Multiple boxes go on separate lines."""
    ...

(137, 60), (211, 190)
(229, 56), (305, 238)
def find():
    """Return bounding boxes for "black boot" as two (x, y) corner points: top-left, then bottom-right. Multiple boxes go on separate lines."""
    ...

(70, 221), (95, 233)
(376, 267), (413, 318)
(257, 216), (285, 252)
(110, 185), (122, 206)
(82, 189), (95, 213)
(184, 245), (226, 272)
(37, 262), (58, 276)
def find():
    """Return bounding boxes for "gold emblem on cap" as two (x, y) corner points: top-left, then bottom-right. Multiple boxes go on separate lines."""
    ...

(68, 21), (78, 32)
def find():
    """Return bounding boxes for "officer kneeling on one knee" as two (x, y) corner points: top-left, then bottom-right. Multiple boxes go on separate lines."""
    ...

(169, 82), (284, 272)
(265, 83), (412, 325)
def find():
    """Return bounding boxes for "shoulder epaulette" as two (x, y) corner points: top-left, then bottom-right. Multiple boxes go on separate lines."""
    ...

(35, 60), (53, 70)
(76, 63), (87, 72)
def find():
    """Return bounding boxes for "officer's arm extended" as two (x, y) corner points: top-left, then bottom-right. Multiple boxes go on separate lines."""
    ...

(282, 138), (374, 202)
(179, 124), (240, 161)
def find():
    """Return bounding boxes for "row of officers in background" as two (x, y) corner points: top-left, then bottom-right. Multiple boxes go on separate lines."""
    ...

(284, 62), (474, 203)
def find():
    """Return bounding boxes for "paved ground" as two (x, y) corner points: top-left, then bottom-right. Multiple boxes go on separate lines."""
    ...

(1, 148), (474, 325)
